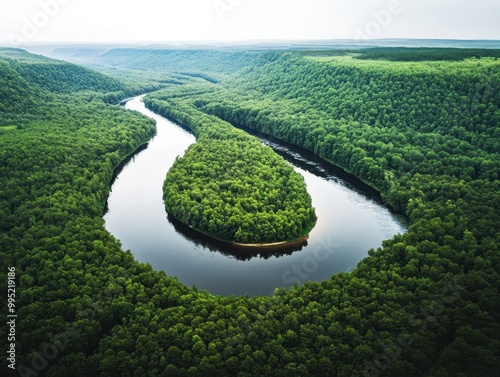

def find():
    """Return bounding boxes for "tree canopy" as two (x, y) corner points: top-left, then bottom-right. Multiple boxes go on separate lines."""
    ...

(1, 47), (499, 376)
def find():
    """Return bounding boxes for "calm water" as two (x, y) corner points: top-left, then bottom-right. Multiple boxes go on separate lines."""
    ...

(104, 95), (406, 296)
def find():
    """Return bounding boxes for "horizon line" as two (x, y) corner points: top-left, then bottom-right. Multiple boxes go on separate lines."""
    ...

(2, 37), (500, 45)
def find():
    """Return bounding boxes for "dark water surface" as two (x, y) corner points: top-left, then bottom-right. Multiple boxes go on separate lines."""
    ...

(104, 95), (407, 296)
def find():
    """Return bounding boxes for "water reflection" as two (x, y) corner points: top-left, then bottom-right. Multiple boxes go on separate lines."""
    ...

(167, 214), (306, 261)
(237, 127), (383, 205)
(104, 96), (407, 296)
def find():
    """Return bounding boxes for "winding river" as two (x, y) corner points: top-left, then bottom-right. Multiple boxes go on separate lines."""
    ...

(104, 95), (407, 296)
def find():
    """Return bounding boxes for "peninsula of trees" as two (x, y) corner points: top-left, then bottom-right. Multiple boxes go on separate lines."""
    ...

(144, 93), (316, 245)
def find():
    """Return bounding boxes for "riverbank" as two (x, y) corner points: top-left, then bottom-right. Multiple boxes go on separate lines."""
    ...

(231, 234), (309, 251)
(184, 222), (310, 252)
(105, 95), (406, 295)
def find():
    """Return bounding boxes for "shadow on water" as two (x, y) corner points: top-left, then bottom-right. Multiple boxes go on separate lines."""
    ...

(103, 142), (150, 214)
(235, 125), (385, 204)
(167, 214), (306, 261)
(105, 96), (408, 295)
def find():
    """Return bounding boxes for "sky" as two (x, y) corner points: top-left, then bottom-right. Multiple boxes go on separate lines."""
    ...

(0, 0), (499, 46)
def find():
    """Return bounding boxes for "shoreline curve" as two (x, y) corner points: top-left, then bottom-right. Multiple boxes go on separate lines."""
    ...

(184, 222), (310, 252)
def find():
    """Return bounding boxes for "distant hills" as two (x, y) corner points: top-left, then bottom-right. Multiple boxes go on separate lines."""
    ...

(4, 38), (499, 61)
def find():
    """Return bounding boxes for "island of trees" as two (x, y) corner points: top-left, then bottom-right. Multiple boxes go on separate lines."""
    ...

(1, 46), (499, 376)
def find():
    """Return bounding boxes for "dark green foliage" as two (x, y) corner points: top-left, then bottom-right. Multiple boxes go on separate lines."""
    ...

(142, 50), (499, 375)
(198, 53), (499, 200)
(1, 47), (499, 376)
(294, 47), (500, 61)
(354, 47), (500, 61)
(0, 48), (125, 94)
(0, 50), (159, 374)
(164, 139), (315, 243)
(14, 60), (125, 94)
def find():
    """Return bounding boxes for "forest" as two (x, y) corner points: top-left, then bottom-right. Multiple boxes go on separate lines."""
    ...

(144, 93), (316, 244)
(1, 47), (499, 376)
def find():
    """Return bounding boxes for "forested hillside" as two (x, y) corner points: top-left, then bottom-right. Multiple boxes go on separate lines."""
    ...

(0, 50), (160, 375)
(1, 48), (499, 376)
(142, 49), (499, 375)
(202, 52), (499, 207)
(59, 48), (257, 83)
(0, 48), (137, 105)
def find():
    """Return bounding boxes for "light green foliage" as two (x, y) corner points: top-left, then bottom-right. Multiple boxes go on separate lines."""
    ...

(164, 139), (315, 243)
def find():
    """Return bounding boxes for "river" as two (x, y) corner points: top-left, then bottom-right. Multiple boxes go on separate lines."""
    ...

(104, 95), (407, 296)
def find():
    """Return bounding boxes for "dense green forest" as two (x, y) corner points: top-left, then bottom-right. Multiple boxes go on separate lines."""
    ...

(1, 47), (499, 376)
(144, 93), (316, 244)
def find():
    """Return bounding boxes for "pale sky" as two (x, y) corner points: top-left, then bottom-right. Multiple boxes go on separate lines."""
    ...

(0, 0), (499, 46)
